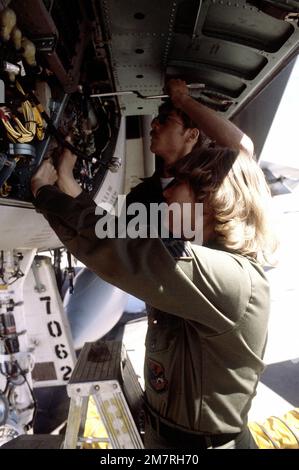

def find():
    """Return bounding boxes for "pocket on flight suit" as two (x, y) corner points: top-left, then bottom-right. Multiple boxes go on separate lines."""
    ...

(145, 316), (181, 396)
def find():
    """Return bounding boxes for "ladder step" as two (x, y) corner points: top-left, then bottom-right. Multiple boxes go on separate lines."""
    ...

(64, 340), (144, 449)
(69, 341), (123, 384)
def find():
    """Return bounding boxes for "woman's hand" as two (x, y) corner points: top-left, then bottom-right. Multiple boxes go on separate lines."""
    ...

(56, 142), (82, 198)
(31, 136), (82, 199)
(31, 159), (58, 198)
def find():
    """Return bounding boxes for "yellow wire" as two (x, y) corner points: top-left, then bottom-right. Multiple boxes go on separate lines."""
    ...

(1, 98), (45, 142)
(16, 81), (25, 96)
(2, 119), (21, 142)
(22, 100), (36, 135)
(11, 81), (44, 141)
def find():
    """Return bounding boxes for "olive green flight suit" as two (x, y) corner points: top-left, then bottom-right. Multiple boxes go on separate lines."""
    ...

(34, 186), (270, 442)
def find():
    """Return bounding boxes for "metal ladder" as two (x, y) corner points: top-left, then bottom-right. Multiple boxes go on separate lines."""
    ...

(63, 340), (144, 449)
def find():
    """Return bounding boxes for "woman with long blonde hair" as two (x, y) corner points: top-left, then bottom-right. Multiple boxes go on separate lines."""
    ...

(31, 142), (277, 449)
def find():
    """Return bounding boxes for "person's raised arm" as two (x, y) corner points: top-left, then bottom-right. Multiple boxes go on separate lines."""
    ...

(167, 79), (254, 157)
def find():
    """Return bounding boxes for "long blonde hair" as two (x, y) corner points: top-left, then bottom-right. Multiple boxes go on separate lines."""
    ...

(172, 147), (278, 264)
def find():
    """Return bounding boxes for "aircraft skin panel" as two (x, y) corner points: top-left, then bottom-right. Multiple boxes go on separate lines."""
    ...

(0, 206), (61, 250)
(97, 0), (299, 117)
(202, 4), (294, 52)
(102, 0), (176, 35)
(168, 36), (269, 80)
(23, 256), (76, 388)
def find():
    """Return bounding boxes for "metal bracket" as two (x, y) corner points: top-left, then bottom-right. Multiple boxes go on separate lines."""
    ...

(8, 144), (36, 159)
(32, 35), (57, 53)
(31, 259), (46, 294)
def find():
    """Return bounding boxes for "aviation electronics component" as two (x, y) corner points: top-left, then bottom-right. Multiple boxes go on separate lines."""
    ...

(2, 61), (21, 76)
(0, 154), (16, 190)
(11, 27), (22, 51)
(8, 144), (36, 159)
(0, 395), (9, 426)
(21, 38), (37, 67)
(0, 8), (16, 42)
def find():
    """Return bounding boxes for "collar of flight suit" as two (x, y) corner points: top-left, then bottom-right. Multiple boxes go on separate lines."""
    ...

(162, 238), (193, 260)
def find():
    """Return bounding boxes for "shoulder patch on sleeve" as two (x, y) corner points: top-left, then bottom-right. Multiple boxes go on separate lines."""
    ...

(162, 239), (193, 260)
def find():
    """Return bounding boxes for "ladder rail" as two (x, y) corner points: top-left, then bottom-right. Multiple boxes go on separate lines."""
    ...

(64, 394), (85, 449)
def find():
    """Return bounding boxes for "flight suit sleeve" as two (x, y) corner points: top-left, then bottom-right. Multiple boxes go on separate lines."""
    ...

(34, 185), (248, 333)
